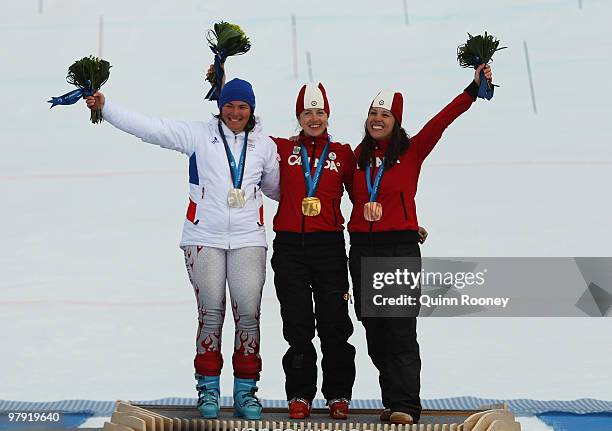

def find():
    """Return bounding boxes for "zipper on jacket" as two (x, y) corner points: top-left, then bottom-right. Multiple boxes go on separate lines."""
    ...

(254, 185), (258, 224)
(400, 191), (409, 221)
(194, 186), (204, 225)
(368, 154), (375, 250)
(301, 137), (317, 246)
(227, 134), (238, 248)
(255, 185), (260, 226)
(332, 198), (338, 227)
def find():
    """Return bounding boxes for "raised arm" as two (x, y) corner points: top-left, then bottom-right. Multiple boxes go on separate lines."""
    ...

(86, 92), (198, 156)
(414, 64), (492, 162)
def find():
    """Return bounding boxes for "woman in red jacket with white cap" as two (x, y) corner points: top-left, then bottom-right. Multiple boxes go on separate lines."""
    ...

(209, 63), (358, 418)
(271, 83), (356, 420)
(347, 65), (493, 425)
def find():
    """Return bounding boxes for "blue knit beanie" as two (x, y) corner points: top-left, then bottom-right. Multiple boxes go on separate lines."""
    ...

(217, 78), (256, 111)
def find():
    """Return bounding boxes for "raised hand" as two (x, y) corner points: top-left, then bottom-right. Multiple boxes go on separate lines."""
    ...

(85, 92), (105, 111)
(474, 64), (493, 86)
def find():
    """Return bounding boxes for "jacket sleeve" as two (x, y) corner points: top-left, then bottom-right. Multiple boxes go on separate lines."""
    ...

(342, 145), (357, 202)
(102, 100), (198, 156)
(260, 136), (280, 201)
(413, 81), (478, 162)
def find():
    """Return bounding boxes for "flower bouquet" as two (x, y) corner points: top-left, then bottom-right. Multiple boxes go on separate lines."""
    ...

(457, 32), (506, 99)
(48, 55), (111, 123)
(205, 21), (251, 101)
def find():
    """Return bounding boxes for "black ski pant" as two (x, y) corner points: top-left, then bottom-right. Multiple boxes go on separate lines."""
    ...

(348, 236), (422, 422)
(271, 232), (356, 402)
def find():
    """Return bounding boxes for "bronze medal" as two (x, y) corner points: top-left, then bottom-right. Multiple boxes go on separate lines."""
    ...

(364, 201), (383, 222)
(302, 197), (321, 216)
(228, 188), (246, 208)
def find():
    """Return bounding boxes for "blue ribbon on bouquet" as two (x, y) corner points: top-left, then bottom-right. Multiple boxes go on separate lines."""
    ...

(478, 69), (494, 100)
(48, 80), (94, 108)
(472, 56), (494, 100)
(205, 48), (227, 101)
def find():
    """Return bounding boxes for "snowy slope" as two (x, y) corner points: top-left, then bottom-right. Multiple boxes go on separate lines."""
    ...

(1, 0), (611, 412)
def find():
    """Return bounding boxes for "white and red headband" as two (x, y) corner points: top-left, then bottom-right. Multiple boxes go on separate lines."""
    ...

(371, 90), (404, 126)
(296, 82), (330, 118)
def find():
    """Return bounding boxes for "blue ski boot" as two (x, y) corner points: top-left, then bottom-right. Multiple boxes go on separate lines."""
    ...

(195, 374), (220, 419)
(233, 377), (262, 419)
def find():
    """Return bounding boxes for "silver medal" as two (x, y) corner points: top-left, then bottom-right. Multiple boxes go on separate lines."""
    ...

(228, 188), (246, 208)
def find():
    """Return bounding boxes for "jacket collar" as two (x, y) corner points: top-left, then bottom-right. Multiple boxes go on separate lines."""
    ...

(370, 139), (390, 154)
(297, 130), (330, 147)
(217, 119), (246, 141)
(209, 116), (263, 142)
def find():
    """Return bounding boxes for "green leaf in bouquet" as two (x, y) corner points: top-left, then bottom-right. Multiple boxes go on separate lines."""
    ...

(67, 55), (111, 91)
(206, 21), (251, 57)
(457, 31), (506, 68)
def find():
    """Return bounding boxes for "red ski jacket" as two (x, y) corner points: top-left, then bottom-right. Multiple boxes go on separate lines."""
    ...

(272, 131), (356, 233)
(348, 87), (477, 236)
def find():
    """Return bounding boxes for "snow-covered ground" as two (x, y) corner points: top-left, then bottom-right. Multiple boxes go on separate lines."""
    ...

(1, 1), (611, 430)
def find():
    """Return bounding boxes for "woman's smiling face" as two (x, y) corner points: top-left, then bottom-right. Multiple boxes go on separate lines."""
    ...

(367, 107), (395, 141)
(221, 101), (251, 133)
(299, 108), (329, 137)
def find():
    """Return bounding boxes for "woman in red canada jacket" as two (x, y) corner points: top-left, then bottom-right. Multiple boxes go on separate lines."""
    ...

(347, 65), (493, 425)
(271, 83), (356, 420)
(207, 66), (360, 419)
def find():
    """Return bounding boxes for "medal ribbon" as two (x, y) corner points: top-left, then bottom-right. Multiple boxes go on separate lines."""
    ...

(300, 136), (331, 198)
(218, 121), (248, 189)
(365, 158), (385, 202)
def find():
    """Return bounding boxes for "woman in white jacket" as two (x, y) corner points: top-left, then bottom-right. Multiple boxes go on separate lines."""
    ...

(86, 78), (279, 420)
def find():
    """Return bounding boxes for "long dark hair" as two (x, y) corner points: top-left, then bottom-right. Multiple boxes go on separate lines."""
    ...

(214, 111), (256, 133)
(357, 121), (411, 170)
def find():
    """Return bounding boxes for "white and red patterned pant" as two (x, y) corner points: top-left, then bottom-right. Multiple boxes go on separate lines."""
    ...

(183, 246), (266, 379)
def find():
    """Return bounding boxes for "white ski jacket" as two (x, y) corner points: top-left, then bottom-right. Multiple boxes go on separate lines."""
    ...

(102, 100), (280, 249)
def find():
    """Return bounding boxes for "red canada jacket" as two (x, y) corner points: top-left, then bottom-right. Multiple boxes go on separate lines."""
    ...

(272, 131), (356, 233)
(348, 88), (477, 234)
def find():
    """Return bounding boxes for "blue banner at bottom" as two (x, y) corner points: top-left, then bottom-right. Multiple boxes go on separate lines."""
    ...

(538, 412), (612, 431)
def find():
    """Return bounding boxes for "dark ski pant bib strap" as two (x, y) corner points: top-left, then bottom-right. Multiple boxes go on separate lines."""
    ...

(348, 241), (422, 421)
(272, 237), (356, 401)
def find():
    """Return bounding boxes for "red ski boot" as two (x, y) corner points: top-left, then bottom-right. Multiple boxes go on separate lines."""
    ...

(328, 398), (349, 420)
(288, 397), (311, 419)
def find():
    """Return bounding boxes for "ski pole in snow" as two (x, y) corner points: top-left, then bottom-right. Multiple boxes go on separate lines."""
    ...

(306, 51), (313, 82)
(292, 14), (298, 79)
(99, 15), (104, 58)
(39, 0), (43, 14)
(403, 0), (409, 25)
(523, 41), (537, 114)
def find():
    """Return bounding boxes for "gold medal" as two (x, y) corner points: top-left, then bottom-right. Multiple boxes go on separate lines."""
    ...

(301, 197), (321, 216)
(364, 202), (383, 221)
(228, 188), (246, 208)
